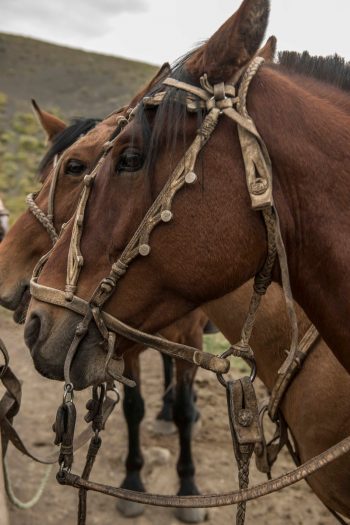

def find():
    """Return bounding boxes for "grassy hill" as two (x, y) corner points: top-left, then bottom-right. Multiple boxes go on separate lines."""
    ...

(0, 33), (158, 219)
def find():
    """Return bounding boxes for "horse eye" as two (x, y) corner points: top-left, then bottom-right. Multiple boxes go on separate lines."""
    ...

(116, 150), (144, 173)
(65, 159), (86, 176)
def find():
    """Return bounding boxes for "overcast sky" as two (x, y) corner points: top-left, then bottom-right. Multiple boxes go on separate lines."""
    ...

(1, 0), (350, 65)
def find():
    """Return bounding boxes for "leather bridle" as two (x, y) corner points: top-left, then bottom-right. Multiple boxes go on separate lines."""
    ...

(26, 153), (61, 245)
(30, 56), (301, 415)
(24, 56), (350, 525)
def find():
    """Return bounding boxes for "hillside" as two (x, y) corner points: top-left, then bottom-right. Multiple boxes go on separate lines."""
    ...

(0, 34), (158, 219)
(0, 33), (157, 119)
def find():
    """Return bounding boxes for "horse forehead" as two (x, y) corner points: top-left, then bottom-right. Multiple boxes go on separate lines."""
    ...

(69, 121), (115, 157)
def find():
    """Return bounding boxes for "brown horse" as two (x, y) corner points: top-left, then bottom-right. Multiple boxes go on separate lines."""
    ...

(24, 0), (350, 373)
(205, 284), (350, 518)
(22, 0), (350, 517)
(0, 102), (208, 522)
(0, 42), (275, 525)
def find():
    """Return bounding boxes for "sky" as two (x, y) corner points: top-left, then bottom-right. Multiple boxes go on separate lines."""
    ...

(1, 0), (350, 66)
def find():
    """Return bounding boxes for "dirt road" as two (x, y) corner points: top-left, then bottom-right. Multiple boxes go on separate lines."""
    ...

(0, 312), (336, 525)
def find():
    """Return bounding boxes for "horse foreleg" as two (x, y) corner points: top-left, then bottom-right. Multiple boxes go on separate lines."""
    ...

(117, 352), (146, 518)
(173, 360), (207, 524)
(154, 354), (177, 435)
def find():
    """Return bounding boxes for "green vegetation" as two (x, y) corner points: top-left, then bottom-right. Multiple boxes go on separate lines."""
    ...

(0, 92), (7, 110)
(0, 32), (158, 223)
(204, 332), (229, 355)
(0, 33), (157, 121)
(0, 102), (44, 221)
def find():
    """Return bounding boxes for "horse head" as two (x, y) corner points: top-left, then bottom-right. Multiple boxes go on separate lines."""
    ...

(24, 0), (276, 388)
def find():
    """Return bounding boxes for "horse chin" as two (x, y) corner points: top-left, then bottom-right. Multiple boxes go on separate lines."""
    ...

(0, 279), (28, 312)
(32, 344), (110, 390)
(13, 286), (31, 324)
(25, 307), (109, 390)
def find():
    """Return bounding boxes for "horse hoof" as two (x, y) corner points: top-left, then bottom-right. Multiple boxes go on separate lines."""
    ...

(174, 507), (208, 523)
(153, 418), (177, 435)
(116, 498), (145, 517)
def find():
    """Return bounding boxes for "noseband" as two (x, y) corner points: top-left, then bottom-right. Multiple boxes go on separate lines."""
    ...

(30, 56), (306, 418)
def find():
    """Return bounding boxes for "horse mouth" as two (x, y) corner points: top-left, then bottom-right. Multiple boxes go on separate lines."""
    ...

(30, 337), (116, 390)
(13, 287), (30, 324)
(25, 306), (113, 390)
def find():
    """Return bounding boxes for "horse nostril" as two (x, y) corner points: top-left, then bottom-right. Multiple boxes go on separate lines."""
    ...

(24, 313), (42, 350)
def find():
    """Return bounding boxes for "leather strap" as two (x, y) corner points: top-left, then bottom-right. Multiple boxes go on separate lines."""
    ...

(0, 364), (116, 465)
(268, 324), (319, 419)
(30, 280), (229, 375)
(57, 433), (350, 507)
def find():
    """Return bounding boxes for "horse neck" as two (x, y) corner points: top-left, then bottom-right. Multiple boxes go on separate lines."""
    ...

(250, 67), (350, 371)
(203, 282), (311, 390)
(292, 72), (350, 114)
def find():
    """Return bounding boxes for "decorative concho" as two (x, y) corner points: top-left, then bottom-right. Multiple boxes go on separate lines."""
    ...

(161, 210), (173, 222)
(139, 244), (151, 256)
(185, 171), (197, 184)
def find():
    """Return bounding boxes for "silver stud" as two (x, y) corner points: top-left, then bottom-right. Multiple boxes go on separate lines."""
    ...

(139, 244), (151, 256)
(238, 408), (253, 427)
(161, 210), (173, 223)
(185, 171), (197, 184)
(84, 174), (93, 187)
(250, 178), (268, 196)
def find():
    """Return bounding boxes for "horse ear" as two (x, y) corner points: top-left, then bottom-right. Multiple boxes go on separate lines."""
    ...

(146, 62), (171, 89)
(130, 62), (171, 106)
(187, 0), (270, 83)
(258, 35), (277, 62)
(156, 62), (171, 79)
(31, 99), (67, 142)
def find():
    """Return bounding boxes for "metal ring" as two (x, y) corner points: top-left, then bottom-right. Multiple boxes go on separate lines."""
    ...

(63, 382), (74, 403)
(216, 371), (228, 388)
(216, 348), (233, 387)
(248, 359), (257, 383)
(112, 386), (121, 405)
(64, 382), (74, 393)
(216, 349), (257, 388)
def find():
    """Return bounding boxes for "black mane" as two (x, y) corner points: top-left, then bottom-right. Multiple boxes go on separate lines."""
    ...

(133, 48), (350, 169)
(39, 117), (101, 176)
(278, 51), (350, 92)
(134, 48), (204, 171)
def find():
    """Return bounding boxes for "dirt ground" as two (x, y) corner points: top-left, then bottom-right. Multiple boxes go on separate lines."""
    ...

(0, 312), (338, 525)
